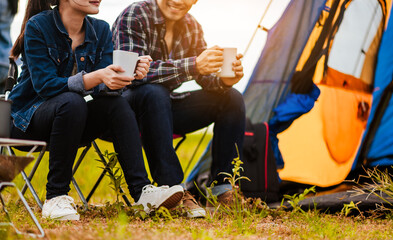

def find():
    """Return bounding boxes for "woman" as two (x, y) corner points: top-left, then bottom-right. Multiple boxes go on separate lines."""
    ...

(9, 0), (183, 220)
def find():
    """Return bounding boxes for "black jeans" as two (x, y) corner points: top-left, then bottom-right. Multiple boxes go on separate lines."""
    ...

(123, 84), (246, 187)
(11, 92), (150, 201)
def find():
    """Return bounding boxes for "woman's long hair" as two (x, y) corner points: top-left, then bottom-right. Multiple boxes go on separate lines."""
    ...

(11, 0), (59, 58)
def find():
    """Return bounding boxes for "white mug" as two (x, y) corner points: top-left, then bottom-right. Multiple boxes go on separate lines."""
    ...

(217, 47), (237, 78)
(113, 50), (139, 77)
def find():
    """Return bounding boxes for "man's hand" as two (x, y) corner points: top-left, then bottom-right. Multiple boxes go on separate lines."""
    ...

(196, 45), (224, 75)
(135, 55), (153, 79)
(220, 53), (244, 87)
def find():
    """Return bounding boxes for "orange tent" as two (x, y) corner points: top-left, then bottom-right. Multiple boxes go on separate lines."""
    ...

(278, 0), (391, 186)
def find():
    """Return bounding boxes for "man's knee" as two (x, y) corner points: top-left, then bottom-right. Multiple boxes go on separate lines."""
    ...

(225, 88), (245, 114)
(129, 84), (172, 110)
(140, 84), (170, 101)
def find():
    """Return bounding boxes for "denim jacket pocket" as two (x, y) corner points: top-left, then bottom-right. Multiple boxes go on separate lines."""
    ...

(48, 47), (69, 66)
(87, 53), (97, 72)
(93, 48), (103, 66)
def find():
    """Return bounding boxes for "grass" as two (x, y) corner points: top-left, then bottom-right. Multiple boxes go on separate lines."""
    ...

(2, 205), (393, 239)
(1, 131), (393, 239)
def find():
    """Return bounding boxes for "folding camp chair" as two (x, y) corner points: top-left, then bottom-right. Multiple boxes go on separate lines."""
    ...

(11, 142), (99, 211)
(0, 138), (45, 238)
(5, 58), (123, 210)
(1, 123), (93, 211)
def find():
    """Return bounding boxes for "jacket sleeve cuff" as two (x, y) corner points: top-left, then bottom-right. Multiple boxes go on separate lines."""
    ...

(68, 71), (93, 95)
(94, 83), (123, 96)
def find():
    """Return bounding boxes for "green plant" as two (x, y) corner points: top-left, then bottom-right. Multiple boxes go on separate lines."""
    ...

(204, 144), (250, 214)
(152, 207), (174, 222)
(96, 150), (126, 207)
(220, 146), (251, 223)
(200, 144), (269, 231)
(350, 167), (393, 217)
(341, 201), (362, 217)
(219, 144), (251, 188)
(126, 204), (148, 220)
(357, 167), (393, 205)
(282, 186), (316, 213)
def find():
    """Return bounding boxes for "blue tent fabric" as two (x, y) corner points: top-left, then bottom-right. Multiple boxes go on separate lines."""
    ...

(269, 84), (321, 168)
(353, 4), (393, 168)
(185, 0), (327, 186)
(269, 84), (320, 135)
(244, 0), (327, 124)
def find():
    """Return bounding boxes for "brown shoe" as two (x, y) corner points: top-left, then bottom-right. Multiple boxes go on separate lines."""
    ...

(180, 191), (206, 218)
(206, 190), (236, 211)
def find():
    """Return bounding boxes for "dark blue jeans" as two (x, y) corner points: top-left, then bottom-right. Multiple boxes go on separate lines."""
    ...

(11, 92), (150, 201)
(123, 84), (246, 187)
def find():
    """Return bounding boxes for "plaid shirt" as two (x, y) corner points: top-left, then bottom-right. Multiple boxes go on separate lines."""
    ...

(112, 0), (229, 98)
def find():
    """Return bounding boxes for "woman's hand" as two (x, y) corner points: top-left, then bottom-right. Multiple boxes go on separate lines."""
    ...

(100, 65), (135, 89)
(83, 65), (134, 90)
(134, 55), (152, 79)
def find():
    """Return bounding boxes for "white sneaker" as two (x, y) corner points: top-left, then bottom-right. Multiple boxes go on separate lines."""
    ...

(135, 185), (184, 213)
(42, 195), (80, 220)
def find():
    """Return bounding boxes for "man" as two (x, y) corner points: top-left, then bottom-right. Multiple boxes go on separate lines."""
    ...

(112, 0), (245, 217)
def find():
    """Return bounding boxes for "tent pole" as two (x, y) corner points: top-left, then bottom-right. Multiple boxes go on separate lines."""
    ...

(243, 0), (274, 57)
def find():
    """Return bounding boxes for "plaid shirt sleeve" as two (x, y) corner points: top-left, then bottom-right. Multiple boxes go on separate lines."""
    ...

(112, 3), (231, 92)
(112, 5), (199, 91)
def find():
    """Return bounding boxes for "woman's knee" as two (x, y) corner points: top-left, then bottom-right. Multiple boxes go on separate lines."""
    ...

(55, 92), (88, 121)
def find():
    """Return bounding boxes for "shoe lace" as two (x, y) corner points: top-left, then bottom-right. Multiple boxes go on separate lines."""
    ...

(55, 195), (76, 210)
(183, 191), (198, 204)
(141, 184), (169, 193)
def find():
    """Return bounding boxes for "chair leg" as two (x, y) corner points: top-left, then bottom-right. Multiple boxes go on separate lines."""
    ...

(0, 188), (12, 223)
(0, 182), (45, 238)
(20, 146), (46, 195)
(20, 171), (43, 209)
(90, 141), (131, 206)
(71, 178), (88, 211)
(86, 166), (107, 203)
(71, 144), (92, 211)
(10, 146), (46, 209)
(72, 144), (91, 176)
(0, 146), (5, 154)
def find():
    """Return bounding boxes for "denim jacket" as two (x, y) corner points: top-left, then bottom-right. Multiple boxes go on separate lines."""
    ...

(10, 8), (116, 132)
